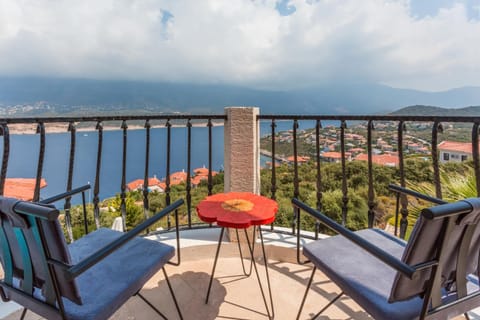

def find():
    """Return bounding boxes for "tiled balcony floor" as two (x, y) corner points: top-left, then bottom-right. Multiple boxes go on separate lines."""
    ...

(1, 228), (476, 319)
(3, 251), (365, 319)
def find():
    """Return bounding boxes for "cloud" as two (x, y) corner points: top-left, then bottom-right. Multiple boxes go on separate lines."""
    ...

(0, 0), (479, 91)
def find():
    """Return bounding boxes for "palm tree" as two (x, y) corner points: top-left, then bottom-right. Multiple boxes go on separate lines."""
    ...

(394, 166), (477, 238)
(412, 168), (477, 201)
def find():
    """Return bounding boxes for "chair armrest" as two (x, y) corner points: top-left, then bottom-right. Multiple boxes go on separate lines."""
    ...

(66, 199), (184, 280)
(39, 184), (91, 204)
(292, 198), (417, 279)
(14, 201), (60, 221)
(388, 184), (446, 205)
(12, 185), (92, 220)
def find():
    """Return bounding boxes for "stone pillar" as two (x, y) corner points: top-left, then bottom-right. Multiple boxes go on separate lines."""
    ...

(224, 107), (260, 194)
(224, 107), (260, 243)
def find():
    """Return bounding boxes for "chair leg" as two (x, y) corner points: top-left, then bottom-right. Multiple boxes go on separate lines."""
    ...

(464, 313), (470, 320)
(163, 267), (184, 320)
(296, 267), (316, 320)
(136, 268), (183, 320)
(296, 267), (344, 320)
(137, 293), (169, 320)
(19, 308), (27, 320)
(311, 291), (344, 320)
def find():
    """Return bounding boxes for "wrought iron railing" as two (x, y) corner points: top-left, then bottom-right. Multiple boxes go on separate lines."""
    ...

(2, 113), (480, 244)
(258, 115), (480, 239)
(0, 115), (225, 242)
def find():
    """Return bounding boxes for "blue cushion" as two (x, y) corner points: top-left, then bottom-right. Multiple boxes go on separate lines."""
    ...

(62, 228), (175, 320)
(0, 196), (82, 305)
(303, 229), (424, 320)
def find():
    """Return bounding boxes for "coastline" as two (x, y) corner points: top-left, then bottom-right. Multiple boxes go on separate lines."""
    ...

(4, 121), (225, 135)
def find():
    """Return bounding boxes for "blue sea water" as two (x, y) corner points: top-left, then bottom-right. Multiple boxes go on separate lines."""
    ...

(0, 120), (339, 204)
(1, 126), (223, 203)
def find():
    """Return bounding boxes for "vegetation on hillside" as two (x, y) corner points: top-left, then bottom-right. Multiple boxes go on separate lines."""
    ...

(62, 157), (475, 241)
(390, 105), (480, 117)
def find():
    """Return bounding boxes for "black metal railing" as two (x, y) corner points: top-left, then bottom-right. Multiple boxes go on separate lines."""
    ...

(258, 114), (480, 240)
(0, 115), (225, 242)
(2, 113), (480, 245)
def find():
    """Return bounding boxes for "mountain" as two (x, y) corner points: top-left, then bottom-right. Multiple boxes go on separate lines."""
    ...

(1, 77), (480, 116)
(289, 84), (480, 114)
(390, 105), (480, 116)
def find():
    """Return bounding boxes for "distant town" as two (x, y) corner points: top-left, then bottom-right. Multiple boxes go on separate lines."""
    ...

(125, 167), (218, 193)
(260, 121), (475, 168)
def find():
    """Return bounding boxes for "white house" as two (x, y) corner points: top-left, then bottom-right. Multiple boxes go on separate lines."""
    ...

(438, 141), (473, 163)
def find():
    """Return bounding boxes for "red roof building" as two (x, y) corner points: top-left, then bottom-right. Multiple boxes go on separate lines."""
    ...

(170, 171), (187, 185)
(438, 141), (474, 163)
(3, 178), (47, 201)
(126, 177), (165, 192)
(355, 153), (399, 167)
(127, 168), (219, 192)
(194, 167), (210, 176)
(192, 167), (218, 186)
(321, 152), (352, 163)
(286, 156), (311, 163)
(348, 147), (364, 154)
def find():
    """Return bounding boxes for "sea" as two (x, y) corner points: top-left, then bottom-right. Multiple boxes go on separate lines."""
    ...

(0, 120), (339, 204)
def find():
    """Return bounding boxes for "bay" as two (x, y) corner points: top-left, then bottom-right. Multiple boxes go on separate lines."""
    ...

(0, 120), (339, 204)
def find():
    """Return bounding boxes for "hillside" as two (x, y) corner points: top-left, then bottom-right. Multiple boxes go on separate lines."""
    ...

(1, 77), (480, 116)
(389, 105), (480, 116)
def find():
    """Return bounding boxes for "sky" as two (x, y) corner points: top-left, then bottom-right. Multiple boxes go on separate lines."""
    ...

(0, 0), (479, 92)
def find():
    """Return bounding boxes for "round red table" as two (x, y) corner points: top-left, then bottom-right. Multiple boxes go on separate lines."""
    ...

(196, 192), (278, 228)
(196, 192), (278, 319)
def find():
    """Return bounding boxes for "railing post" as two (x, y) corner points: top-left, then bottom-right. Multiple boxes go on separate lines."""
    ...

(224, 107), (260, 194)
(224, 107), (260, 242)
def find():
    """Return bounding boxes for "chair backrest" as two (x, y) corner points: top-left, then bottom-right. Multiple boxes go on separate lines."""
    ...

(389, 198), (480, 303)
(0, 196), (82, 306)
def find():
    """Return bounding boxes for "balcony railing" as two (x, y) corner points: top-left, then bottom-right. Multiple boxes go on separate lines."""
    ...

(0, 114), (225, 242)
(259, 114), (480, 240)
(2, 109), (480, 244)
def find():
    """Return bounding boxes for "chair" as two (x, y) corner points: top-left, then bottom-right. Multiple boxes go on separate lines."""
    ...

(0, 188), (184, 320)
(293, 195), (480, 320)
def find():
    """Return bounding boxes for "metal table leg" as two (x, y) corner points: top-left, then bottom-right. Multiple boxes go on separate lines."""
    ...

(205, 227), (225, 304)
(205, 226), (274, 319)
(244, 226), (275, 319)
(205, 227), (255, 303)
(236, 228), (254, 276)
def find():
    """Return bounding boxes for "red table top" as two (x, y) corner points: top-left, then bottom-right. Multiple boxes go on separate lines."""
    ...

(196, 192), (278, 228)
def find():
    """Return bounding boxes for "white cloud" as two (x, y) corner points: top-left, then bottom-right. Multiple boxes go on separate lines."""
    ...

(0, 0), (479, 91)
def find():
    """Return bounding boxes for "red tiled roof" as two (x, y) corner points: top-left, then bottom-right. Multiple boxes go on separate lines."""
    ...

(157, 182), (167, 190)
(355, 153), (399, 167)
(321, 152), (342, 159)
(192, 168), (218, 186)
(438, 141), (475, 154)
(193, 168), (218, 176)
(126, 180), (142, 191)
(264, 161), (281, 168)
(126, 177), (163, 191)
(128, 169), (219, 190)
(192, 175), (207, 186)
(3, 178), (47, 201)
(194, 167), (209, 175)
(286, 155), (310, 162)
(170, 171), (188, 185)
(321, 152), (351, 159)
